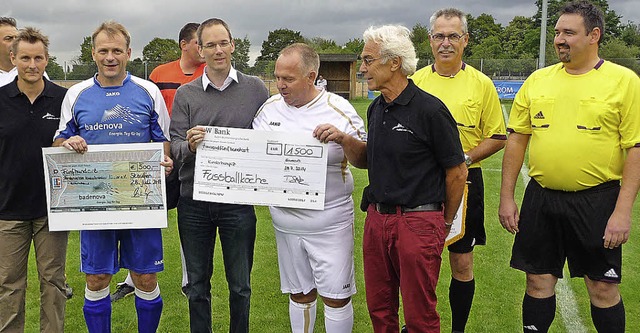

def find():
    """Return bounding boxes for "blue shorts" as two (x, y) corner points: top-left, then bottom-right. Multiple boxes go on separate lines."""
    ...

(80, 228), (164, 275)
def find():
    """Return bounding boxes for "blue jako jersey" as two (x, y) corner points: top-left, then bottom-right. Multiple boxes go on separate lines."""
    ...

(55, 73), (170, 144)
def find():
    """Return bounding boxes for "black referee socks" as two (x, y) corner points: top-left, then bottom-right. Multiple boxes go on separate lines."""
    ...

(591, 299), (624, 333)
(522, 293), (555, 333)
(449, 278), (475, 332)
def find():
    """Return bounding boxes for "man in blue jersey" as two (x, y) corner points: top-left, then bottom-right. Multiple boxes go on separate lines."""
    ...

(53, 21), (173, 333)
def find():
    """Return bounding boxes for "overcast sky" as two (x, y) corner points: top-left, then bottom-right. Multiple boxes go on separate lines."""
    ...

(3, 0), (639, 66)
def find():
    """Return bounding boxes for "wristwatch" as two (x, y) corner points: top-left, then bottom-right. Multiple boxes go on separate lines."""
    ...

(464, 154), (473, 167)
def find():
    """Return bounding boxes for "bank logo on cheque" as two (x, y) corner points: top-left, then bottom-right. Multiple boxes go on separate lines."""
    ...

(52, 176), (62, 190)
(83, 104), (143, 131)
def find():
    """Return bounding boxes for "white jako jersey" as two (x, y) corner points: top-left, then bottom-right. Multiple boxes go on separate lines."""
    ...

(253, 90), (367, 235)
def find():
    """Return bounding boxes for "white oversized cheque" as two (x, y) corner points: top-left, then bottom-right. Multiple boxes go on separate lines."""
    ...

(193, 127), (328, 210)
(42, 142), (168, 231)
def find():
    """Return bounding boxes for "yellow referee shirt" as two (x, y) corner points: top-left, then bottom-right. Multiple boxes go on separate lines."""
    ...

(508, 60), (640, 191)
(411, 63), (506, 168)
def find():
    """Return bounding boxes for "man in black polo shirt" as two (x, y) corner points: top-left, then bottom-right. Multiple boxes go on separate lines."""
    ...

(0, 27), (69, 332)
(358, 24), (467, 333)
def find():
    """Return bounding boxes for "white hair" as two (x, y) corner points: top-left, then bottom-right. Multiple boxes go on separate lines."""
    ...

(363, 25), (417, 76)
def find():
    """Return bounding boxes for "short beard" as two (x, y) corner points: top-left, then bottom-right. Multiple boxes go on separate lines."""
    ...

(558, 53), (571, 63)
(556, 44), (571, 63)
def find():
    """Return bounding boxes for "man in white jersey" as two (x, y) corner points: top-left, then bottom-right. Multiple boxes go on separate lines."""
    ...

(253, 43), (367, 333)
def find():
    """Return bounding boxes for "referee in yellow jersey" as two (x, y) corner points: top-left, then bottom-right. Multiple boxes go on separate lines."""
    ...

(411, 8), (506, 333)
(499, 1), (640, 332)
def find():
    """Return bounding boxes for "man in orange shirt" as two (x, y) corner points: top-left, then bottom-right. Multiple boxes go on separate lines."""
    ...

(150, 22), (206, 116)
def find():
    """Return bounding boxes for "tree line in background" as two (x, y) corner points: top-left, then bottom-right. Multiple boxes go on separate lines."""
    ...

(44, 0), (640, 80)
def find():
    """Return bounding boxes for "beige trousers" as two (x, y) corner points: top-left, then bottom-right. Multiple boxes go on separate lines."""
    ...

(0, 217), (68, 332)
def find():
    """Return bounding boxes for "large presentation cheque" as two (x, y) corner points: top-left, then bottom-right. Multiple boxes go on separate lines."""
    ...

(194, 127), (328, 210)
(42, 142), (167, 231)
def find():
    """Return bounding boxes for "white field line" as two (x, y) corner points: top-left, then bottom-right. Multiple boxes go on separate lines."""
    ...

(501, 103), (587, 332)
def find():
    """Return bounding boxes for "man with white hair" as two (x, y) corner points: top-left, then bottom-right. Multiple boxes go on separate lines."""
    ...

(359, 24), (467, 333)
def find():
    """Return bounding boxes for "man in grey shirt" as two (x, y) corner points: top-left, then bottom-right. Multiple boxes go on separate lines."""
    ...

(169, 18), (269, 333)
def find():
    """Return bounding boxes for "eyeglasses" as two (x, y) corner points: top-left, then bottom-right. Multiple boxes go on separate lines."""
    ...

(201, 41), (231, 49)
(430, 33), (466, 43)
(362, 57), (381, 67)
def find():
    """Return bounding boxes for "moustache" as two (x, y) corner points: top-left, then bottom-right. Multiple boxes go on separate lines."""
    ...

(556, 43), (569, 49)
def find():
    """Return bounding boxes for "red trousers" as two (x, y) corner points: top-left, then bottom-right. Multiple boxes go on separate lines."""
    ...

(363, 205), (446, 333)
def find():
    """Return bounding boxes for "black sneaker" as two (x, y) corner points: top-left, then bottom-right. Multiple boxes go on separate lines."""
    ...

(111, 283), (135, 302)
(65, 283), (73, 300)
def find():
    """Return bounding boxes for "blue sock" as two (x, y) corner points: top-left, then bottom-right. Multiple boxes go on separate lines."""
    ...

(135, 295), (163, 333)
(83, 296), (111, 333)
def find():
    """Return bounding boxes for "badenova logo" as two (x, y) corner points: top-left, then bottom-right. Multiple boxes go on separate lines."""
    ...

(84, 104), (143, 131)
(84, 122), (123, 131)
(100, 104), (143, 126)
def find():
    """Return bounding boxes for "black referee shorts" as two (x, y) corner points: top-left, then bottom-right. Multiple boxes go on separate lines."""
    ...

(510, 179), (622, 283)
(448, 167), (486, 253)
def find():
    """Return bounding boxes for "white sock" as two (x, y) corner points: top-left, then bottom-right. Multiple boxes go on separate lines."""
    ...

(123, 272), (133, 286)
(85, 285), (110, 301)
(289, 298), (316, 333)
(324, 300), (353, 333)
(134, 284), (161, 300)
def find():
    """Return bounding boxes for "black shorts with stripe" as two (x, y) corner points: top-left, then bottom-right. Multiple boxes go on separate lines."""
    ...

(510, 179), (622, 283)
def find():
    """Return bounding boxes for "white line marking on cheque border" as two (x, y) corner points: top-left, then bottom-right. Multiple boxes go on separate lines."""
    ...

(502, 102), (587, 332)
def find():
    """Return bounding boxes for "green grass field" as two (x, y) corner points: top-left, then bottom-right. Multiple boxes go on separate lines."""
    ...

(23, 98), (640, 332)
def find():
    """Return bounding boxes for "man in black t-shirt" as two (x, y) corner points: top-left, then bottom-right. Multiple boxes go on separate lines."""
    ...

(0, 27), (69, 333)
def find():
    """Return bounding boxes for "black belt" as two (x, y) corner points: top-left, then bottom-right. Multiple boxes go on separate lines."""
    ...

(374, 202), (442, 214)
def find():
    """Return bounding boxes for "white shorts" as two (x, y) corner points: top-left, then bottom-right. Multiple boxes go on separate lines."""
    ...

(275, 225), (356, 299)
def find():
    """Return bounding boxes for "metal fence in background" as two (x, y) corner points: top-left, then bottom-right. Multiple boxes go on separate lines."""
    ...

(450, 58), (639, 80)
(53, 58), (640, 96)
(59, 61), (165, 81)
